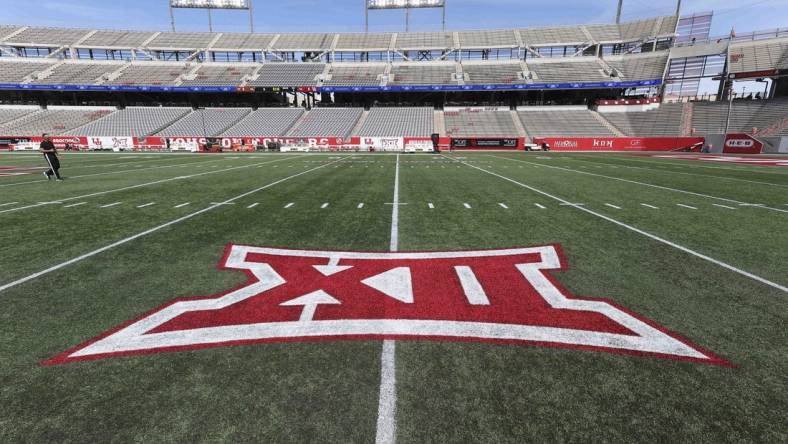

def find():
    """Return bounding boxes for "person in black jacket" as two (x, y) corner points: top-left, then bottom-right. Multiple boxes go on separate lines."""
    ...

(40, 134), (63, 181)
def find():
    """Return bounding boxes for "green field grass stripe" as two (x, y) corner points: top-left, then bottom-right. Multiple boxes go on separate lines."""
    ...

(448, 155), (788, 294)
(0, 157), (347, 295)
(0, 156), (297, 215)
(490, 155), (788, 215)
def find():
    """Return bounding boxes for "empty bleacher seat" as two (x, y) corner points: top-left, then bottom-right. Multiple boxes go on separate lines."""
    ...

(287, 108), (363, 138)
(222, 108), (305, 136)
(519, 108), (615, 137)
(248, 64), (324, 87)
(355, 107), (434, 137)
(65, 107), (191, 137)
(444, 109), (517, 137)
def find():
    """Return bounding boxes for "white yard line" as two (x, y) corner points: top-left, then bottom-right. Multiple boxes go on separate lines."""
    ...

(446, 155), (787, 294)
(0, 158), (219, 188)
(0, 158), (346, 295)
(376, 154), (400, 444)
(0, 156), (298, 215)
(569, 157), (788, 189)
(0, 202), (19, 207)
(490, 155), (788, 215)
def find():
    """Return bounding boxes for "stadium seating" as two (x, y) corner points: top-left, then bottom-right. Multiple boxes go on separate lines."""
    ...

(395, 32), (454, 50)
(271, 34), (333, 51)
(66, 107), (191, 137)
(462, 63), (525, 84)
(247, 64), (325, 87)
(32, 63), (123, 85)
(324, 64), (386, 86)
(526, 59), (610, 83)
(0, 108), (114, 135)
(0, 61), (56, 83)
(157, 108), (252, 137)
(221, 108), (305, 136)
(444, 109), (518, 137)
(458, 30), (518, 48)
(355, 107), (434, 137)
(519, 26), (588, 46)
(519, 108), (616, 137)
(600, 103), (686, 136)
(147, 32), (215, 49)
(0, 107), (40, 125)
(78, 30), (156, 48)
(287, 108), (363, 137)
(107, 64), (191, 85)
(690, 98), (788, 135)
(727, 37), (788, 74)
(335, 33), (393, 51)
(389, 63), (457, 85)
(605, 52), (668, 81)
(212, 33), (277, 50)
(585, 24), (622, 42)
(180, 65), (257, 86)
(3, 26), (89, 46)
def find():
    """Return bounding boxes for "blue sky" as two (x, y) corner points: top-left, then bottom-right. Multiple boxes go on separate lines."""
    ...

(1, 0), (786, 35)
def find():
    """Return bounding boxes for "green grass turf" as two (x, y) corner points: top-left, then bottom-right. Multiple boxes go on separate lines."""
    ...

(0, 151), (786, 442)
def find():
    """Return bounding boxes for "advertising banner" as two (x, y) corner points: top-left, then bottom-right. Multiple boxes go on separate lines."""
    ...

(533, 137), (705, 152)
(722, 133), (763, 154)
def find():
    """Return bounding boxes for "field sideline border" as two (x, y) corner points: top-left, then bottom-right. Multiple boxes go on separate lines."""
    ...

(488, 155), (788, 215)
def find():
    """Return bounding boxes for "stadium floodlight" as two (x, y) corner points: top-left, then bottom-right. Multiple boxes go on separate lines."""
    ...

(170, 0), (250, 9)
(365, 0), (447, 32)
(366, 0), (445, 9)
(168, 0), (254, 33)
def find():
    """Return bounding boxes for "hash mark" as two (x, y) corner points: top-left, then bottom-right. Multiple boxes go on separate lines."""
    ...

(428, 203), (435, 209)
(321, 203), (329, 209)
(63, 202), (87, 208)
(100, 202), (122, 208)
(498, 203), (509, 209)
(676, 204), (697, 210)
(247, 203), (259, 209)
(284, 203), (294, 209)
(358, 203), (365, 209)
(463, 203), (472, 209)
(605, 203), (622, 210)
(713, 204), (737, 210)
(640, 203), (659, 209)
(137, 202), (156, 208)
(534, 203), (546, 209)
(174, 202), (190, 208)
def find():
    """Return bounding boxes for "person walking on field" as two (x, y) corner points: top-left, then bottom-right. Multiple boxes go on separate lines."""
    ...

(40, 134), (63, 181)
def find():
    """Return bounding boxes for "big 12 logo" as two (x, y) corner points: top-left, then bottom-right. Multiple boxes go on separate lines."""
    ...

(46, 244), (728, 366)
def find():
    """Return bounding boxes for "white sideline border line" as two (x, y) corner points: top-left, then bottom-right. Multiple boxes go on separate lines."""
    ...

(0, 157), (347, 295)
(446, 155), (788, 294)
(0, 158), (220, 188)
(490, 155), (788, 215)
(376, 154), (399, 444)
(0, 156), (298, 215)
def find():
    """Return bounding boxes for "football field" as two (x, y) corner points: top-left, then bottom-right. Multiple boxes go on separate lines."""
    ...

(1, 151), (786, 442)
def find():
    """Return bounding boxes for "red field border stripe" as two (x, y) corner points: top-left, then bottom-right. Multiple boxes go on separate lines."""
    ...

(0, 156), (299, 215)
(488, 155), (788, 215)
(445, 155), (788, 294)
(0, 157), (349, 294)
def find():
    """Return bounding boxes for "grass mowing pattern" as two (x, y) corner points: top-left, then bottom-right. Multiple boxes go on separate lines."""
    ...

(0, 151), (786, 442)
